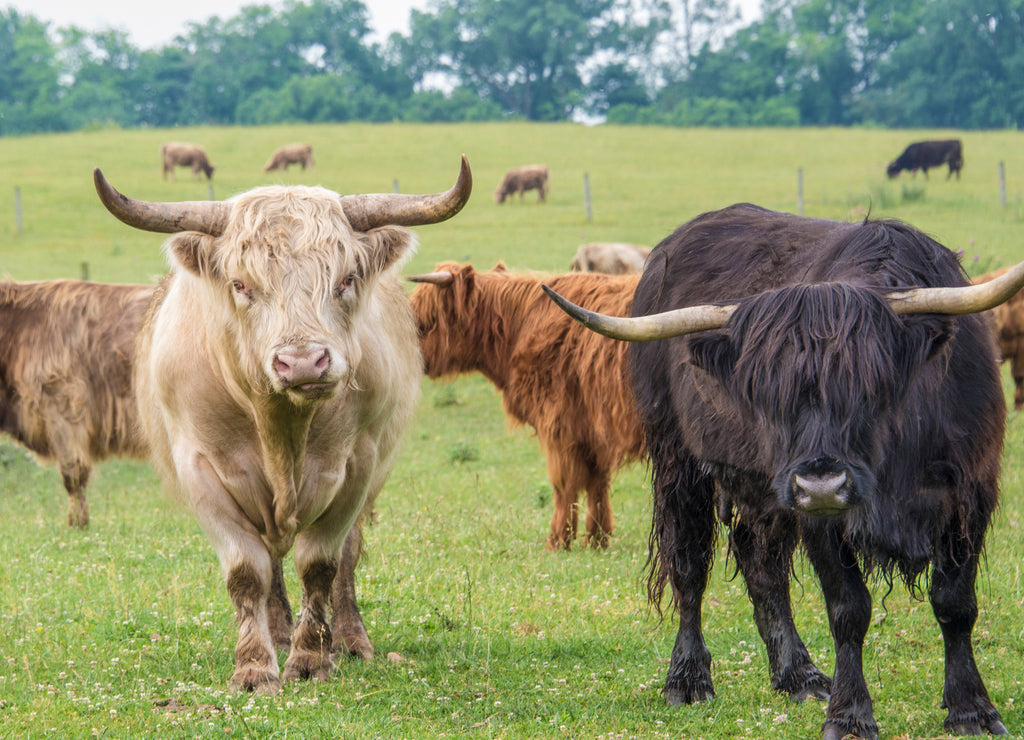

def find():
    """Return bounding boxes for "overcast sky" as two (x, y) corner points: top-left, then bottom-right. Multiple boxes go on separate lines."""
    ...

(3, 0), (431, 48)
(6, 0), (761, 50)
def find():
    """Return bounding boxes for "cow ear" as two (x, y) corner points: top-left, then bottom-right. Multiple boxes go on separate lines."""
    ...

(904, 314), (956, 362)
(493, 262), (508, 273)
(687, 332), (738, 385)
(167, 232), (219, 278)
(362, 226), (414, 273)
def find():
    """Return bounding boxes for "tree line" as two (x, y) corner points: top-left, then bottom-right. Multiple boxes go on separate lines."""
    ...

(2, 0), (1023, 136)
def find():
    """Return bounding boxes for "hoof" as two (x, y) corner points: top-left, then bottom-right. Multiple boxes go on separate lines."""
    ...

(282, 652), (334, 682)
(821, 721), (877, 740)
(230, 665), (281, 695)
(664, 682), (715, 706)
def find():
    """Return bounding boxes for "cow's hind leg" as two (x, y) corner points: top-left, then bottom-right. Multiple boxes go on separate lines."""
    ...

(60, 460), (91, 528)
(802, 523), (877, 740)
(931, 510), (1006, 736)
(654, 456), (717, 704)
(545, 452), (583, 550)
(283, 545), (336, 682)
(583, 466), (614, 549)
(726, 498), (831, 701)
(267, 558), (293, 650)
(331, 518), (375, 660)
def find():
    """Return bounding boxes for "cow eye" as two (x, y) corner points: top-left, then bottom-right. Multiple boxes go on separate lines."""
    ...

(335, 273), (356, 298)
(231, 279), (246, 293)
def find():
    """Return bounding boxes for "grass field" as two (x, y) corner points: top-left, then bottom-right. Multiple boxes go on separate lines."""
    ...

(1, 123), (1024, 739)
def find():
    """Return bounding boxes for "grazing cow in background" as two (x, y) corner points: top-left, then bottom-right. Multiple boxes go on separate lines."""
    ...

(93, 156), (471, 693)
(494, 165), (549, 203)
(545, 203), (1020, 739)
(974, 265), (1024, 409)
(409, 263), (644, 550)
(570, 242), (651, 275)
(886, 139), (963, 180)
(0, 280), (152, 527)
(263, 143), (315, 172)
(161, 142), (215, 181)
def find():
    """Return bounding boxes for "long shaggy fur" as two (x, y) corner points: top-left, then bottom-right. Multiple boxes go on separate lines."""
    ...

(410, 262), (645, 549)
(630, 203), (1006, 737)
(0, 279), (152, 527)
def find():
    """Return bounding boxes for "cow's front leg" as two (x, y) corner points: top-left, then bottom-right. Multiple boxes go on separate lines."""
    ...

(332, 518), (374, 659)
(727, 505), (831, 701)
(186, 456), (281, 693)
(60, 459), (91, 528)
(283, 536), (337, 682)
(657, 459), (717, 704)
(802, 523), (876, 740)
(931, 513), (1006, 736)
(225, 557), (280, 694)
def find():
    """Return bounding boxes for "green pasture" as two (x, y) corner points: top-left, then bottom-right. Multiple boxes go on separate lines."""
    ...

(1, 123), (1024, 739)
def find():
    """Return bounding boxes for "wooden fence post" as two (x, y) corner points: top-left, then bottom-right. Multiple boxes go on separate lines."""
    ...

(797, 168), (804, 216)
(583, 173), (592, 222)
(15, 186), (23, 234)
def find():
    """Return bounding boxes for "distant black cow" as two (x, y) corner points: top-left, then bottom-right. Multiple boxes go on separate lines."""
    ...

(887, 139), (963, 179)
(543, 203), (1022, 740)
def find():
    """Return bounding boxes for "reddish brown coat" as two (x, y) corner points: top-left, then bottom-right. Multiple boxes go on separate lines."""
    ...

(974, 265), (1024, 408)
(410, 262), (644, 549)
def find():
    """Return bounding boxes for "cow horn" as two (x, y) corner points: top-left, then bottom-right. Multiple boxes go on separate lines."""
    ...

(339, 155), (473, 231)
(541, 285), (737, 341)
(886, 259), (1024, 315)
(543, 258), (1024, 343)
(406, 270), (454, 285)
(93, 168), (231, 235)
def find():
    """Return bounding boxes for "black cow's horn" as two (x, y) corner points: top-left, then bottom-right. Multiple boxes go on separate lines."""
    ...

(541, 285), (737, 341)
(406, 270), (454, 285)
(94, 168), (231, 236)
(542, 256), (1024, 342)
(339, 155), (473, 231)
(885, 259), (1024, 315)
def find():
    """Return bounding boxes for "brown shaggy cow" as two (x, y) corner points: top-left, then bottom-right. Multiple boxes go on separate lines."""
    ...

(570, 242), (651, 275)
(161, 142), (215, 181)
(494, 165), (549, 203)
(0, 280), (152, 527)
(975, 265), (1024, 409)
(93, 156), (471, 693)
(263, 143), (315, 172)
(409, 262), (644, 550)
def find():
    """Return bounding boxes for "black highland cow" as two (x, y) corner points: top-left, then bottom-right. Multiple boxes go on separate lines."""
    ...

(542, 203), (1022, 740)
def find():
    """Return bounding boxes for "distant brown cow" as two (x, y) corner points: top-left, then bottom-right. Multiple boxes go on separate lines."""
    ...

(975, 266), (1024, 409)
(161, 142), (215, 181)
(263, 143), (315, 172)
(494, 165), (549, 203)
(409, 263), (644, 550)
(571, 242), (651, 275)
(0, 280), (152, 527)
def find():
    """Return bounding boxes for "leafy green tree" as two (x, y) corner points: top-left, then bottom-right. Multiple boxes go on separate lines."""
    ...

(0, 9), (64, 134)
(404, 0), (665, 120)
